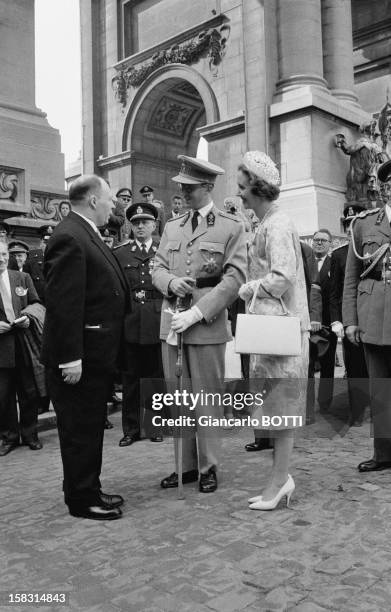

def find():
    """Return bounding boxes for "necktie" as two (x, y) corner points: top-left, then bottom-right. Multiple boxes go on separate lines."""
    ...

(0, 274), (15, 323)
(140, 243), (147, 254)
(192, 211), (200, 232)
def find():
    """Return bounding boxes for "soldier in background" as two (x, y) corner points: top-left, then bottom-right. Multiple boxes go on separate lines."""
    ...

(330, 205), (369, 426)
(114, 203), (164, 446)
(8, 240), (29, 272)
(140, 185), (165, 237)
(26, 225), (54, 304)
(343, 158), (391, 472)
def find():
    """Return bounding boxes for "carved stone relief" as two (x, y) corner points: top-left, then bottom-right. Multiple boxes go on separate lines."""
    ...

(0, 169), (18, 200)
(30, 192), (70, 222)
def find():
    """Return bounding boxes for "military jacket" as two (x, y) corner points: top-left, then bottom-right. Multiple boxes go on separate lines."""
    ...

(152, 205), (247, 344)
(24, 248), (46, 303)
(114, 239), (162, 344)
(343, 208), (391, 345)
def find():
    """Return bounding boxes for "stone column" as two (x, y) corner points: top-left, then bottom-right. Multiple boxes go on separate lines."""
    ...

(322, 0), (358, 104)
(276, 0), (328, 94)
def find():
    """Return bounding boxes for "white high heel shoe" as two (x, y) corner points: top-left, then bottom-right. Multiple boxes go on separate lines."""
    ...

(248, 494), (263, 504)
(248, 475), (295, 510)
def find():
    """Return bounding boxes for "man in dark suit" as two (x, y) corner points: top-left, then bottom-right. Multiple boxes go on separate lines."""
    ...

(310, 229), (337, 413)
(41, 174), (128, 520)
(330, 206), (369, 426)
(114, 203), (164, 446)
(0, 240), (43, 456)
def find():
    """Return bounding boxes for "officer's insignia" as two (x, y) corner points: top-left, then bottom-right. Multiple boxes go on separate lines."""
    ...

(152, 245), (157, 252)
(207, 212), (215, 226)
(148, 258), (155, 273)
(348, 207), (354, 216)
(376, 209), (385, 225)
(15, 286), (28, 297)
(135, 290), (145, 300)
(131, 245), (136, 252)
(202, 255), (218, 274)
(136, 206), (143, 214)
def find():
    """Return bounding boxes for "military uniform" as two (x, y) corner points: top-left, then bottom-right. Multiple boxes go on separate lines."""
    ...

(343, 201), (391, 465)
(25, 225), (55, 304)
(152, 158), (247, 485)
(113, 204), (164, 441)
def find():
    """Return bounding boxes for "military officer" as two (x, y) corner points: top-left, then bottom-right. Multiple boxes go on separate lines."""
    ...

(8, 240), (29, 272)
(114, 202), (164, 446)
(140, 185), (165, 237)
(330, 205), (369, 426)
(152, 155), (247, 493)
(26, 225), (55, 303)
(343, 158), (391, 472)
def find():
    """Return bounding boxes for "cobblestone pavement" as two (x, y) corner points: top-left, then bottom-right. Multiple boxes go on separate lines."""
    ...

(1, 376), (391, 612)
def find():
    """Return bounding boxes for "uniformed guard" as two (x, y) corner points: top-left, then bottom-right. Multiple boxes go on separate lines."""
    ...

(140, 185), (165, 237)
(113, 202), (164, 446)
(26, 225), (55, 303)
(152, 155), (247, 493)
(329, 205), (369, 426)
(8, 240), (29, 272)
(343, 158), (391, 471)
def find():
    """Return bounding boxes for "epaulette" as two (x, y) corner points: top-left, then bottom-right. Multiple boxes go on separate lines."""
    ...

(113, 239), (133, 250)
(357, 208), (379, 219)
(332, 242), (348, 252)
(166, 212), (188, 223)
(217, 209), (241, 222)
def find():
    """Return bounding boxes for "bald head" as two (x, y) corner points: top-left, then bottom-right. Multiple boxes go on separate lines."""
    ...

(68, 174), (114, 228)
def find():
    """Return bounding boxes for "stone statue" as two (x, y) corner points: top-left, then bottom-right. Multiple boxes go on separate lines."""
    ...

(335, 121), (387, 208)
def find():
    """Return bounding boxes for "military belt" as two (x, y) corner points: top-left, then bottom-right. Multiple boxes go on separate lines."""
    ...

(132, 289), (161, 300)
(195, 276), (221, 288)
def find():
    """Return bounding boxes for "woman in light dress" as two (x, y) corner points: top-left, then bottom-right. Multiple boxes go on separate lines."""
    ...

(237, 151), (310, 510)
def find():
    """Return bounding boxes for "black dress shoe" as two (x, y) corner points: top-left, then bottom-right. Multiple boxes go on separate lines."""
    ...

(104, 419), (114, 429)
(199, 468), (217, 493)
(23, 435), (43, 450)
(358, 459), (391, 472)
(150, 435), (163, 442)
(99, 492), (124, 508)
(68, 505), (122, 520)
(119, 433), (140, 447)
(245, 438), (272, 452)
(0, 441), (19, 457)
(160, 470), (198, 489)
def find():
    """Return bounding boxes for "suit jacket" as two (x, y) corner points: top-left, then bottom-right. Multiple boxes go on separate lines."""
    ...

(300, 241), (322, 322)
(318, 255), (332, 326)
(114, 239), (162, 344)
(343, 208), (391, 345)
(152, 205), (247, 344)
(0, 270), (40, 368)
(41, 211), (128, 372)
(329, 243), (348, 324)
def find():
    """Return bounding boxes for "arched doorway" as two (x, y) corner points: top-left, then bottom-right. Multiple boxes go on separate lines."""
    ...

(124, 67), (219, 216)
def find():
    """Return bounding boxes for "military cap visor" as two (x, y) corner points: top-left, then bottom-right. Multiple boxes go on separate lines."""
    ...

(8, 240), (29, 253)
(116, 188), (132, 198)
(378, 159), (391, 183)
(172, 155), (225, 185)
(126, 203), (158, 222)
(140, 186), (154, 194)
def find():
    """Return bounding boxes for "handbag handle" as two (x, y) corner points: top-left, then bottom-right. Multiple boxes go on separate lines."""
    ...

(248, 279), (291, 316)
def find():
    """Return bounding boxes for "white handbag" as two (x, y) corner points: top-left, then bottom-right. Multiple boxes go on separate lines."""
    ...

(235, 281), (301, 356)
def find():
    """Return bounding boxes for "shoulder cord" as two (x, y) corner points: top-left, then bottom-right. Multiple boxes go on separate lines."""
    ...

(349, 216), (390, 279)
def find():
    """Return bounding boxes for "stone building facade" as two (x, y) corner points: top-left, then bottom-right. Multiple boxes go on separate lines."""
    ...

(0, 0), (67, 244)
(80, 0), (391, 236)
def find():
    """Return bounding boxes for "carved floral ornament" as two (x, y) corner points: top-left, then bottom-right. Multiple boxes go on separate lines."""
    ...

(112, 25), (231, 107)
(0, 170), (18, 200)
(30, 193), (70, 222)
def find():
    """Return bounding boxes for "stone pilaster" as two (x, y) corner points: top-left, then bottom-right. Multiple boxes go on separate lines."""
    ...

(322, 0), (358, 104)
(275, 0), (328, 95)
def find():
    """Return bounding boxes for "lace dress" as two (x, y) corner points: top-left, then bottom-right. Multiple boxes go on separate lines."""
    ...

(246, 203), (310, 429)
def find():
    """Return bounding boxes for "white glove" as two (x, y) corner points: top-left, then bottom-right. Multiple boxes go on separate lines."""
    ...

(171, 307), (203, 333)
(331, 321), (344, 339)
(238, 280), (258, 302)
